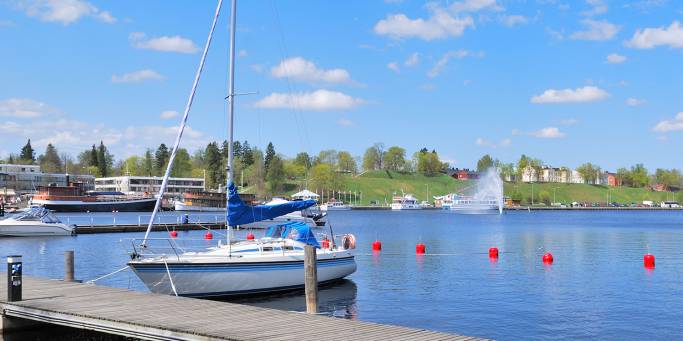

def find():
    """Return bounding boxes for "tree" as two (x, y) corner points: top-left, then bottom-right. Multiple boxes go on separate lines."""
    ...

(314, 149), (338, 166)
(143, 149), (154, 176)
(629, 163), (649, 188)
(266, 155), (285, 194)
(171, 148), (193, 178)
(310, 163), (341, 191)
(538, 190), (551, 205)
(264, 142), (276, 174)
(19, 139), (35, 164)
(204, 142), (223, 189)
(293, 152), (312, 170)
(654, 168), (681, 189)
(337, 151), (357, 173)
(155, 144), (170, 175)
(241, 141), (254, 166)
(499, 162), (515, 181)
(97, 141), (113, 177)
(362, 147), (380, 171)
(415, 149), (443, 176)
(245, 148), (265, 197)
(476, 154), (494, 172)
(383, 146), (406, 172)
(89, 144), (99, 167)
(39, 144), (63, 173)
(576, 162), (600, 184)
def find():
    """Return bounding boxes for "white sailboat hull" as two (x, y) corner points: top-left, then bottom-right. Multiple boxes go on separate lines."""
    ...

(129, 251), (356, 297)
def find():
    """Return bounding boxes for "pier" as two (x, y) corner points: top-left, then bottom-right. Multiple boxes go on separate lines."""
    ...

(1, 276), (485, 340)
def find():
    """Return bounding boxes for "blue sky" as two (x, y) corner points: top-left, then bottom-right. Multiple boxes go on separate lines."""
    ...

(0, 0), (682, 171)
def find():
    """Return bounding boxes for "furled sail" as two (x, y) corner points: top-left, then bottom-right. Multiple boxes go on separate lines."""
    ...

(227, 182), (315, 226)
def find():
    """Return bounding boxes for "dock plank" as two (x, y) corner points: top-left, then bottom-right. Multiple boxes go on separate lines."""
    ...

(1, 276), (489, 341)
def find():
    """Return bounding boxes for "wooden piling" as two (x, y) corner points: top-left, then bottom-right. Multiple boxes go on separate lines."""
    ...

(64, 251), (74, 282)
(304, 245), (318, 314)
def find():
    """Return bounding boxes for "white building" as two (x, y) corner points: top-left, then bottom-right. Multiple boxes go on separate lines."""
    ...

(570, 170), (584, 184)
(95, 176), (205, 197)
(521, 166), (538, 182)
(0, 164), (94, 194)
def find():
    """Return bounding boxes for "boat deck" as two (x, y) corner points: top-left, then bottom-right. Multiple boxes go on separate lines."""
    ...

(0, 276), (488, 341)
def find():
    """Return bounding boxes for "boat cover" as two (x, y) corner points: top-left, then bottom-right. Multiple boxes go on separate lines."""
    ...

(264, 221), (320, 248)
(227, 182), (315, 226)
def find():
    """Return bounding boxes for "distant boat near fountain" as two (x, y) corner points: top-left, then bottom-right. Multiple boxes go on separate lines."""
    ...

(437, 167), (504, 214)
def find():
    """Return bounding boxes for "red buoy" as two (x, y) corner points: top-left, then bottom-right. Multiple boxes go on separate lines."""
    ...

(170, 230), (178, 238)
(321, 239), (330, 249)
(644, 254), (655, 268)
(416, 243), (426, 254)
(372, 240), (382, 251)
(204, 231), (213, 240)
(246, 232), (255, 240)
(542, 252), (554, 264)
(489, 247), (499, 258)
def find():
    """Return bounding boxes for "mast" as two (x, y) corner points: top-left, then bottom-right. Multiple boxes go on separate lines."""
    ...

(225, 0), (237, 247)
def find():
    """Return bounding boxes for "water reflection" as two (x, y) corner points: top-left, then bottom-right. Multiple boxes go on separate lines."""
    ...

(226, 279), (358, 319)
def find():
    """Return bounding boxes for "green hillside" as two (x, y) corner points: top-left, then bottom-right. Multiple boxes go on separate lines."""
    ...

(284, 171), (680, 206)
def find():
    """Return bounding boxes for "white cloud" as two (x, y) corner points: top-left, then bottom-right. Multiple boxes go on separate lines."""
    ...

(250, 64), (264, 73)
(581, 0), (608, 16)
(531, 86), (609, 104)
(255, 89), (364, 112)
(271, 57), (352, 84)
(404, 52), (420, 66)
(500, 15), (528, 27)
(475, 137), (511, 147)
(0, 98), (57, 118)
(111, 69), (164, 83)
(160, 110), (179, 120)
(449, 0), (503, 13)
(238, 49), (248, 57)
(560, 119), (579, 125)
(373, 8), (474, 41)
(130, 33), (199, 54)
(427, 50), (480, 78)
(626, 21), (683, 49)
(570, 19), (620, 41)
(15, 0), (116, 25)
(387, 62), (400, 73)
(653, 112), (683, 132)
(337, 119), (353, 127)
(626, 98), (645, 106)
(531, 127), (566, 138)
(606, 53), (626, 63)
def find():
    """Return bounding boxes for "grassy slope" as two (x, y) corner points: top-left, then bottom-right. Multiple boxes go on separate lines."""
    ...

(282, 171), (679, 205)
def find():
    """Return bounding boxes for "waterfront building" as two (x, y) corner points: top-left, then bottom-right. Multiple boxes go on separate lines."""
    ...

(570, 170), (584, 184)
(94, 176), (205, 197)
(521, 166), (538, 182)
(600, 172), (619, 187)
(0, 164), (95, 194)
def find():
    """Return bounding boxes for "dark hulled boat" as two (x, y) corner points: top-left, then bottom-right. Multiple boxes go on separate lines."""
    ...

(30, 182), (157, 212)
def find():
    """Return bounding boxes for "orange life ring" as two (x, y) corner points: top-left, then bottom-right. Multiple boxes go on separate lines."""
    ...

(341, 234), (356, 250)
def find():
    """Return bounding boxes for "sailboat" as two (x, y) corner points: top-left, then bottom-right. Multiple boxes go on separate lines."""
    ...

(127, 0), (356, 297)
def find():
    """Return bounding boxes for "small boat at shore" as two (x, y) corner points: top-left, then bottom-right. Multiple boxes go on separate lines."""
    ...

(174, 191), (226, 212)
(391, 193), (422, 210)
(0, 207), (74, 237)
(440, 193), (501, 213)
(320, 200), (351, 211)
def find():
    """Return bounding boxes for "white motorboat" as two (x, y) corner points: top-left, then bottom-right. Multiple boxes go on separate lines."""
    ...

(391, 194), (422, 210)
(320, 201), (351, 211)
(440, 194), (501, 213)
(0, 207), (74, 237)
(127, 0), (356, 298)
(242, 198), (326, 228)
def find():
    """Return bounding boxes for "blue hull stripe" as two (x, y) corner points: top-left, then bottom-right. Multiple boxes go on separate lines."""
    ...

(130, 257), (355, 273)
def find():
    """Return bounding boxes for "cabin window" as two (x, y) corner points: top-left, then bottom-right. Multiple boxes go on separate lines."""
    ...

(262, 247), (273, 251)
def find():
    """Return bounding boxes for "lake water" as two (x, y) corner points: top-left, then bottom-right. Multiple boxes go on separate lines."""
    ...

(2, 210), (683, 340)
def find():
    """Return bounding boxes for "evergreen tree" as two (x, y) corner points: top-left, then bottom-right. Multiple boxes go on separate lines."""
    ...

(155, 143), (170, 175)
(171, 148), (193, 178)
(264, 142), (276, 174)
(89, 144), (99, 167)
(204, 142), (224, 189)
(294, 152), (312, 170)
(143, 149), (154, 176)
(19, 139), (35, 164)
(97, 141), (111, 177)
(241, 141), (254, 166)
(8, 154), (15, 164)
(476, 154), (494, 172)
(39, 143), (63, 173)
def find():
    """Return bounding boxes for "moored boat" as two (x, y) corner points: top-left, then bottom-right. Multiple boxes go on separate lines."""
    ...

(30, 182), (156, 212)
(0, 207), (74, 237)
(391, 193), (422, 210)
(320, 200), (351, 211)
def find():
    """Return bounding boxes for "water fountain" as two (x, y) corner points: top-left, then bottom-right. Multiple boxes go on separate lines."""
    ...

(472, 167), (504, 214)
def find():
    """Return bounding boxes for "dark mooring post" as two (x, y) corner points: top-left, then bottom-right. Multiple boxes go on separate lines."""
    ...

(304, 245), (318, 314)
(7, 255), (22, 302)
(64, 251), (74, 282)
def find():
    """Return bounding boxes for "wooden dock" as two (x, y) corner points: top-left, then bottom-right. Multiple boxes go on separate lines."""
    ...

(1, 276), (487, 341)
(75, 222), (227, 234)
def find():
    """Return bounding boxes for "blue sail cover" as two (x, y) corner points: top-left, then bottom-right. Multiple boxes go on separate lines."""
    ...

(227, 181), (316, 226)
(265, 222), (320, 248)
